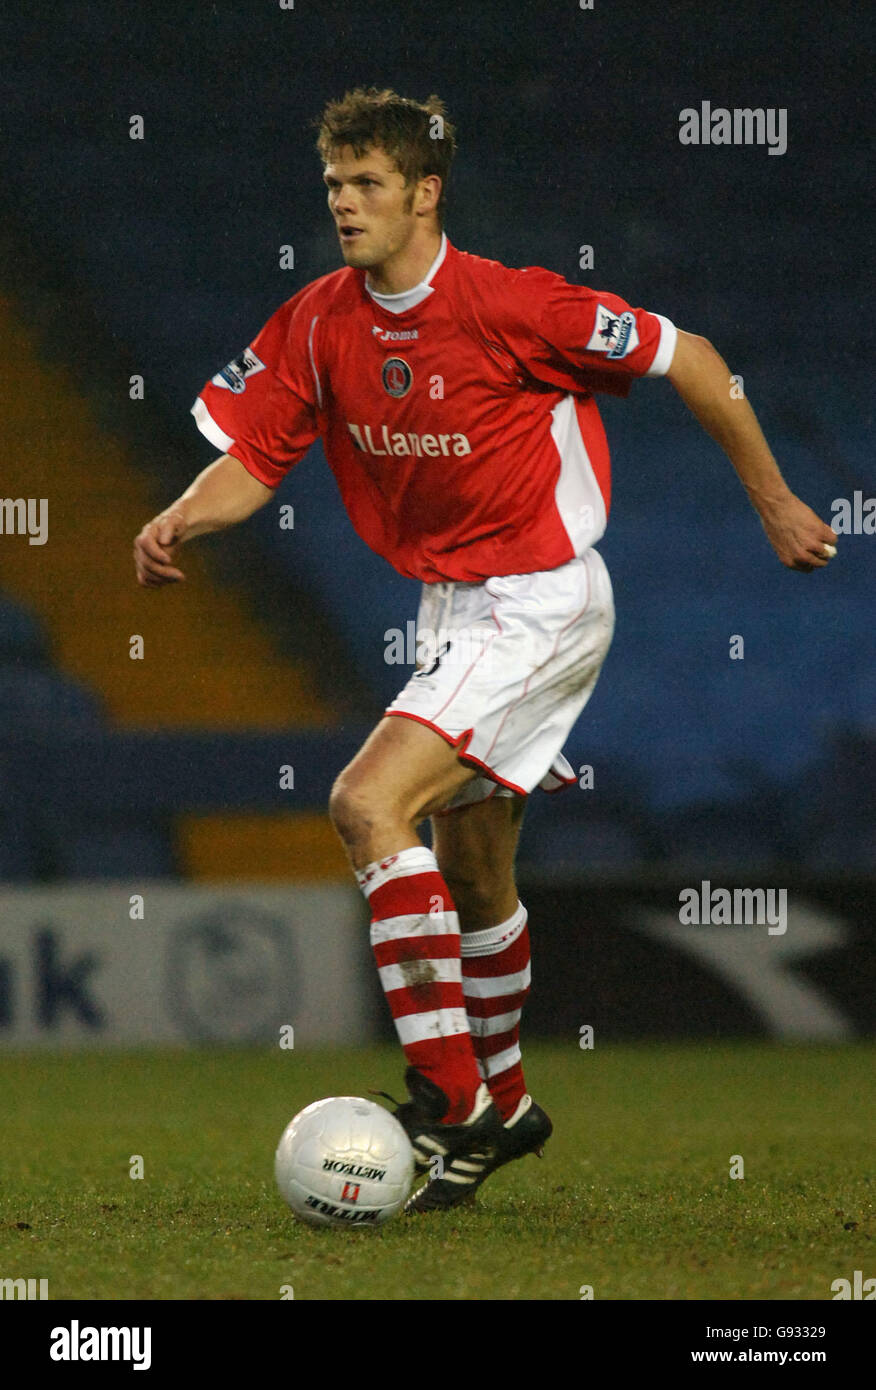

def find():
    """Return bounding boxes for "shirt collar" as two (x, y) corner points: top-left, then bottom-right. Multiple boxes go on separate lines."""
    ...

(365, 233), (448, 314)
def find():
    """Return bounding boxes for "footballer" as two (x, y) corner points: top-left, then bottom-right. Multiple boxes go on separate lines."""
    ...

(134, 88), (837, 1212)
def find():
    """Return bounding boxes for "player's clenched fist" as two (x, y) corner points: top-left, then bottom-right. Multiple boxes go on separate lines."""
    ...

(133, 509), (188, 586)
(757, 493), (838, 573)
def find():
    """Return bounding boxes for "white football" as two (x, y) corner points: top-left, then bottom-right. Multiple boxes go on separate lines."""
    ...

(274, 1096), (415, 1228)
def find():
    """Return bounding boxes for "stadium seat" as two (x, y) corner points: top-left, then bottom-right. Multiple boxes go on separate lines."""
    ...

(0, 593), (50, 666)
(46, 815), (178, 879)
(0, 667), (106, 731)
(0, 786), (43, 879)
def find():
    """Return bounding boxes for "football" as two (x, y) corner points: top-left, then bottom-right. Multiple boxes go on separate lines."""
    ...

(274, 1096), (415, 1228)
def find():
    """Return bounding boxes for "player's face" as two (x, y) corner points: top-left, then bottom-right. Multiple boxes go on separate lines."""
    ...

(323, 146), (418, 269)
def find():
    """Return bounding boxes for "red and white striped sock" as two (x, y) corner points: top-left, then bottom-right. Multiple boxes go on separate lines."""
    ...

(459, 901), (531, 1121)
(356, 846), (482, 1124)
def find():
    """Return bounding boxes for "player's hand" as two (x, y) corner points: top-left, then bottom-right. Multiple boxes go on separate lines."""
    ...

(133, 509), (188, 586)
(756, 493), (837, 572)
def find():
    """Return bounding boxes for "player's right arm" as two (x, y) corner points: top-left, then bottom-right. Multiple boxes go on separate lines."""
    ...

(133, 454), (275, 586)
(135, 287), (324, 587)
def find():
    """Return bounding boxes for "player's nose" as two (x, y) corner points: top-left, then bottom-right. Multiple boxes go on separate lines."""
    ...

(333, 185), (357, 214)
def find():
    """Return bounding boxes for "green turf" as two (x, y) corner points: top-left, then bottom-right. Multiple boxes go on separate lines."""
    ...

(0, 1042), (873, 1300)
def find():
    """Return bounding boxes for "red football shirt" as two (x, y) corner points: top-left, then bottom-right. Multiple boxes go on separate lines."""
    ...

(192, 236), (676, 582)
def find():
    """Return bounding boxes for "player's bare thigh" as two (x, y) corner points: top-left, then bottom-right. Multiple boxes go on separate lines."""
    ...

(431, 794), (526, 931)
(328, 714), (476, 868)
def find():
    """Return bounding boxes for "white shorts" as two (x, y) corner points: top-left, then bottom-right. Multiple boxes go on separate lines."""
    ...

(385, 548), (615, 813)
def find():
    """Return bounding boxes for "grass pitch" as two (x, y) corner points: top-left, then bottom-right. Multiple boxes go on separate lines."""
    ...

(1, 1042), (873, 1300)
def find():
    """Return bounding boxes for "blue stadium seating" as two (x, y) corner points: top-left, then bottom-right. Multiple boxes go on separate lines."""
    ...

(0, 782), (44, 878)
(0, 667), (106, 732)
(46, 816), (178, 880)
(0, 593), (177, 881)
(0, 594), (50, 666)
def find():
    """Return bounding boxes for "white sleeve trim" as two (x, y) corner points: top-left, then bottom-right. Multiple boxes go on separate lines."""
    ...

(307, 315), (323, 408)
(191, 396), (235, 452)
(644, 314), (678, 377)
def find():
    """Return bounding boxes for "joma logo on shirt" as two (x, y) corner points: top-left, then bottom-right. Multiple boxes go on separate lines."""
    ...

(372, 325), (419, 342)
(347, 423), (472, 458)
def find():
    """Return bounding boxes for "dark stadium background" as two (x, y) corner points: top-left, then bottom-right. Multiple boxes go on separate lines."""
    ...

(0, 0), (872, 1046)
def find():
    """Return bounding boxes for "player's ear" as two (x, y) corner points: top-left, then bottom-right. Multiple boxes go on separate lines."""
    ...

(416, 173), (442, 217)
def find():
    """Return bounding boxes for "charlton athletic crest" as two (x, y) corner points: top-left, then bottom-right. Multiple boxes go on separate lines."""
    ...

(382, 357), (413, 398)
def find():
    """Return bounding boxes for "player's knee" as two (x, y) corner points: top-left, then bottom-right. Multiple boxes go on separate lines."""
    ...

(328, 775), (374, 846)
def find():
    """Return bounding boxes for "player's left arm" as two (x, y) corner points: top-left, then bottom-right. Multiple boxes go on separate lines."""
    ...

(665, 330), (837, 571)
